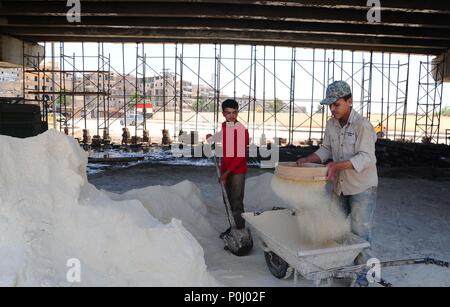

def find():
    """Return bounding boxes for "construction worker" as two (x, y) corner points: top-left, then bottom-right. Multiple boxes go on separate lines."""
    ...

(207, 99), (250, 238)
(296, 80), (378, 265)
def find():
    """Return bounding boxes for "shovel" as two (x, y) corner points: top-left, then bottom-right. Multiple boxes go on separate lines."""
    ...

(212, 150), (253, 256)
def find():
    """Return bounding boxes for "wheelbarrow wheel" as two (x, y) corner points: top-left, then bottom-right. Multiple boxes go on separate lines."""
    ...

(264, 251), (294, 279)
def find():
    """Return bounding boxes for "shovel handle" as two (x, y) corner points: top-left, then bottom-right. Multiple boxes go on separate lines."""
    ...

(212, 149), (237, 229)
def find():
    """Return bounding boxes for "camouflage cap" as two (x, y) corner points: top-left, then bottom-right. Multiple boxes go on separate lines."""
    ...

(320, 80), (352, 105)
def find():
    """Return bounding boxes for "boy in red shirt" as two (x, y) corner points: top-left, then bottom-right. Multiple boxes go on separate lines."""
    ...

(207, 99), (249, 237)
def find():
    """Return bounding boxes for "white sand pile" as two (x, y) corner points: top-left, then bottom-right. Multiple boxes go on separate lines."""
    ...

(0, 130), (216, 286)
(110, 180), (216, 241)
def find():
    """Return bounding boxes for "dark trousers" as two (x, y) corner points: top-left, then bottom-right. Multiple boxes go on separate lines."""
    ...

(224, 173), (246, 229)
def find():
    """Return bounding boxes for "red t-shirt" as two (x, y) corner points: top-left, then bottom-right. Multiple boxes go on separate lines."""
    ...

(220, 121), (249, 175)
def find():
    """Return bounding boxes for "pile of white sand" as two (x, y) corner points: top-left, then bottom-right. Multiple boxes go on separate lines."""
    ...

(109, 180), (217, 241)
(0, 130), (216, 286)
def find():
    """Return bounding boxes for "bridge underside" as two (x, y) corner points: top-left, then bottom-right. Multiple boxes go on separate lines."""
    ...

(0, 1), (450, 55)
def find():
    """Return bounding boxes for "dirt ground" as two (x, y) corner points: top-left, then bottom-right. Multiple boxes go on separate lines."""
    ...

(88, 163), (450, 287)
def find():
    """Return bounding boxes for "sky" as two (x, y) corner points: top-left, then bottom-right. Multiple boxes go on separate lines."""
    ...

(42, 42), (450, 114)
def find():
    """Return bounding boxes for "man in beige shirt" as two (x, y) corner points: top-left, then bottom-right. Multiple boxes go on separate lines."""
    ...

(297, 80), (378, 265)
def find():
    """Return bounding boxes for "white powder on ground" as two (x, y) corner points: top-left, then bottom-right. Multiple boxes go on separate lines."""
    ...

(0, 130), (217, 286)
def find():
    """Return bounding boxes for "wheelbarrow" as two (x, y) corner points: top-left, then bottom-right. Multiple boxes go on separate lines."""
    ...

(242, 208), (371, 286)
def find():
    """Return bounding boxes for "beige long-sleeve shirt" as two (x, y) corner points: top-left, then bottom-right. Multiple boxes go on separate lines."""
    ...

(315, 109), (378, 195)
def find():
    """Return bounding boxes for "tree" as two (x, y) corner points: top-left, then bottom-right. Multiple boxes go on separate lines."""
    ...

(53, 93), (73, 109)
(192, 96), (216, 112)
(128, 92), (141, 108)
(268, 98), (286, 113)
(441, 106), (450, 117)
(295, 106), (307, 113)
(316, 104), (324, 114)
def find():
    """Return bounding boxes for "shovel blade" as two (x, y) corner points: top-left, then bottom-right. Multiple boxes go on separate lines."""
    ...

(223, 228), (253, 256)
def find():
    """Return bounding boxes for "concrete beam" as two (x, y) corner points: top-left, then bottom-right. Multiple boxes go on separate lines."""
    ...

(1, 2), (449, 28)
(0, 35), (44, 68)
(18, 35), (445, 56)
(6, 16), (450, 41)
(6, 0), (450, 14)
(4, 26), (447, 49)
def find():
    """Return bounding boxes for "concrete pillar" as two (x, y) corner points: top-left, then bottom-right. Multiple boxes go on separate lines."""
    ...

(0, 35), (45, 68)
(433, 50), (450, 83)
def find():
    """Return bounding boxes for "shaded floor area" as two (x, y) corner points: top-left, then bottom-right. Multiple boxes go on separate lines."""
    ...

(89, 163), (450, 286)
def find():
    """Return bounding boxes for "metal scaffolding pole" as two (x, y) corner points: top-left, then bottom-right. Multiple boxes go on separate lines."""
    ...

(234, 44), (237, 101)
(102, 43), (107, 138)
(134, 43), (138, 139)
(51, 43), (56, 129)
(174, 43), (178, 141)
(288, 47), (296, 145)
(96, 43), (100, 136)
(262, 46), (266, 137)
(37, 49), (41, 118)
(309, 48), (315, 141)
(435, 54), (446, 143)
(107, 53), (111, 132)
(163, 43), (166, 131)
(380, 52), (385, 136)
(143, 43), (147, 132)
(321, 50), (326, 140)
(351, 51), (354, 100)
(122, 43), (127, 129)
(178, 44), (184, 136)
(195, 44), (201, 132)
(72, 52), (75, 136)
(63, 46), (68, 133)
(367, 51), (373, 120)
(273, 46), (277, 139)
(81, 42), (87, 130)
(247, 45), (253, 126)
(252, 45), (257, 143)
(386, 53), (391, 139)
(22, 42), (25, 104)
(42, 52), (47, 119)
(401, 54), (411, 140)
(217, 44), (222, 128)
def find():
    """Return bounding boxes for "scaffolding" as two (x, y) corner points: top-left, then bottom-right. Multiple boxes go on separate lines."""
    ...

(23, 42), (111, 138)
(20, 42), (447, 146)
(414, 55), (445, 143)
